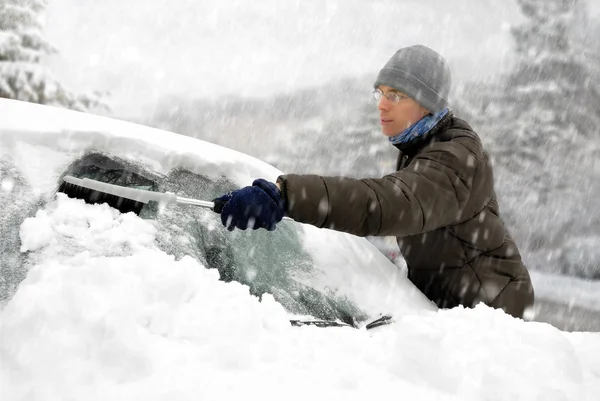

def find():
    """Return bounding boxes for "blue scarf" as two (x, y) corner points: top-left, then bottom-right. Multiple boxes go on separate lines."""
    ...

(388, 107), (450, 145)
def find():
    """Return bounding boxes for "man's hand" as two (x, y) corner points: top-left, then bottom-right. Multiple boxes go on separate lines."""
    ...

(213, 179), (286, 231)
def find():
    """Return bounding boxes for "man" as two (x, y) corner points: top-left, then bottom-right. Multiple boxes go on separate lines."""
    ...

(213, 44), (535, 319)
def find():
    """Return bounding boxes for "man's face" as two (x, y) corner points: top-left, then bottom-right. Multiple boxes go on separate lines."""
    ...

(377, 85), (430, 137)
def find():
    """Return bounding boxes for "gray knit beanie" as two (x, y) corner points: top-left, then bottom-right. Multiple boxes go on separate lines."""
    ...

(374, 45), (451, 114)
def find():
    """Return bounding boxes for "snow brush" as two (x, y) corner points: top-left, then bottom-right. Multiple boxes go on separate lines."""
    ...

(59, 175), (293, 220)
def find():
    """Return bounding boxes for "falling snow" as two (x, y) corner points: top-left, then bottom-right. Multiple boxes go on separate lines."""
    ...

(1, 0), (600, 398)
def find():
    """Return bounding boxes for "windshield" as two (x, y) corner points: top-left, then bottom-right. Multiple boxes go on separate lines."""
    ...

(53, 153), (368, 325)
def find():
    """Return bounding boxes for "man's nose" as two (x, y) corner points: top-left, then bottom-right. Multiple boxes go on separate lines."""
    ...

(378, 96), (391, 111)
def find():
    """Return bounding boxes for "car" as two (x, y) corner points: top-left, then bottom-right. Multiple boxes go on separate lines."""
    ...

(0, 99), (435, 328)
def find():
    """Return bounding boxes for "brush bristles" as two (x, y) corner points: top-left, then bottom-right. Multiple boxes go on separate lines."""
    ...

(58, 182), (146, 215)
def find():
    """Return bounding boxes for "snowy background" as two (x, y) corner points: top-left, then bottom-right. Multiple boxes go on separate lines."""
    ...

(1, 0), (600, 398)
(44, 0), (522, 118)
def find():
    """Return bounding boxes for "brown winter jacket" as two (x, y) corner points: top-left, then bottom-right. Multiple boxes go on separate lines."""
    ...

(277, 112), (534, 318)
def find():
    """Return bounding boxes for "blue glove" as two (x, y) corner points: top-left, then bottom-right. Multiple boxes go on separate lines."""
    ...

(213, 179), (285, 231)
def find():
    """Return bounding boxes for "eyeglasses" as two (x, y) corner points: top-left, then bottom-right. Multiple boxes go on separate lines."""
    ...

(372, 88), (411, 104)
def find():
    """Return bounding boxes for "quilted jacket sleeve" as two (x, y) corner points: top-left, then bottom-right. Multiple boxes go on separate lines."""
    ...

(277, 139), (481, 237)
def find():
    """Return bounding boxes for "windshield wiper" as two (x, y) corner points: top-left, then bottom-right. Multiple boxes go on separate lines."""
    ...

(364, 314), (393, 330)
(289, 314), (393, 330)
(289, 319), (354, 329)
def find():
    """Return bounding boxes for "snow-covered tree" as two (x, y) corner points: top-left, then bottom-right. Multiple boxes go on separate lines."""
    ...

(506, 0), (599, 141)
(475, 0), (600, 276)
(0, 0), (106, 111)
(450, 0), (600, 278)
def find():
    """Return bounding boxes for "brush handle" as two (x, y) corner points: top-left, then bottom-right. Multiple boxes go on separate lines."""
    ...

(177, 197), (293, 221)
(174, 196), (215, 209)
(62, 176), (293, 221)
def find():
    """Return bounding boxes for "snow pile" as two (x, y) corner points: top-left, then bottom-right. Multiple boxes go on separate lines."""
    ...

(2, 195), (600, 400)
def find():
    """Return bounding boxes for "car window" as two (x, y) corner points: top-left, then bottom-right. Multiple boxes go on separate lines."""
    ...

(59, 153), (368, 325)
